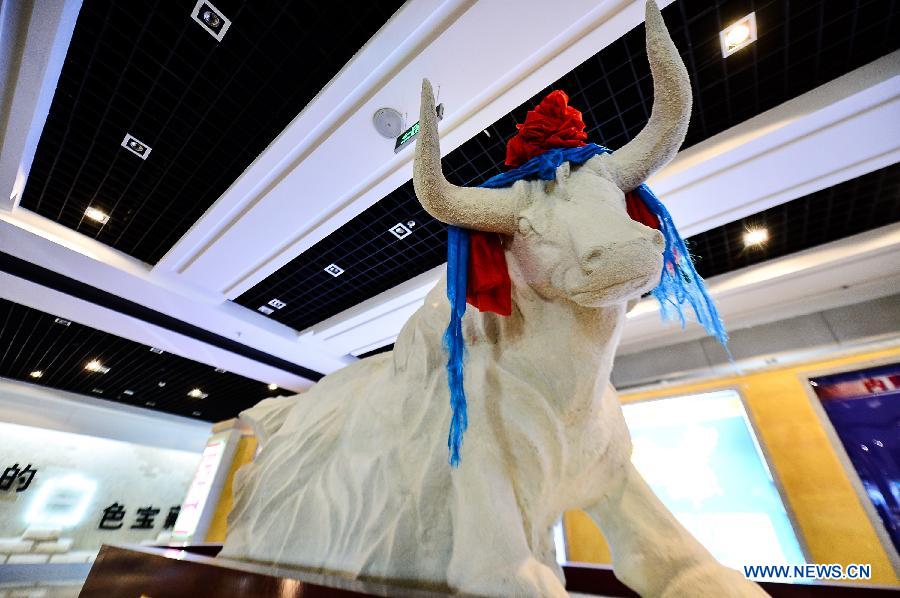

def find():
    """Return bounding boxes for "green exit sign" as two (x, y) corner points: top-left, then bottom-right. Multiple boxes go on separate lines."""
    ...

(394, 103), (444, 154)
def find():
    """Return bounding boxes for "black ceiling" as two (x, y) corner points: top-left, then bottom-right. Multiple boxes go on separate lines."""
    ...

(0, 298), (282, 422)
(236, 0), (900, 333)
(19, 0), (403, 264)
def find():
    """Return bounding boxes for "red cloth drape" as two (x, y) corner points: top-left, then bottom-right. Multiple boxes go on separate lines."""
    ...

(466, 231), (511, 316)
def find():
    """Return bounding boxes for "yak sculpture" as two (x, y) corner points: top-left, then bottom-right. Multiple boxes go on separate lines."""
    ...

(221, 2), (767, 596)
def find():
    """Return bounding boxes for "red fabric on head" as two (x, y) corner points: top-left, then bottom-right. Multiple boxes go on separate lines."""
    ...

(469, 92), (661, 317)
(505, 90), (588, 168)
(466, 232), (511, 316)
(625, 191), (660, 230)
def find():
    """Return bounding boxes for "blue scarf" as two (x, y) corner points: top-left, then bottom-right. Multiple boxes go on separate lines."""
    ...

(444, 143), (727, 466)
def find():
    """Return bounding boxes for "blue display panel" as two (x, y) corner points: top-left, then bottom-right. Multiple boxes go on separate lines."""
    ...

(623, 390), (806, 575)
(810, 363), (900, 554)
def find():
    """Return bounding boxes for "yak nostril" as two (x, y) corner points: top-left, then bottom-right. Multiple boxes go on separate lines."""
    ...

(582, 247), (605, 270)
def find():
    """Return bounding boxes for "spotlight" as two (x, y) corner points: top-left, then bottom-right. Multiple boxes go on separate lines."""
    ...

(743, 228), (769, 247)
(187, 388), (208, 399)
(30, 370), (43, 379)
(85, 360), (109, 374)
(720, 13), (757, 57)
(84, 207), (109, 224)
(191, 1), (230, 41)
(121, 134), (152, 159)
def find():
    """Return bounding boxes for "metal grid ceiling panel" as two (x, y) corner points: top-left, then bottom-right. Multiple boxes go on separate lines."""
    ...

(19, 0), (403, 263)
(0, 298), (284, 421)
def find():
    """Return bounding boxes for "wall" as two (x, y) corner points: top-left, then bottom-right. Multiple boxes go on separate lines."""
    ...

(564, 344), (900, 586)
(0, 376), (211, 452)
(0, 421), (200, 564)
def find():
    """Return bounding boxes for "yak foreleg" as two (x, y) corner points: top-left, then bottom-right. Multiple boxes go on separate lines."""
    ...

(446, 454), (567, 598)
(585, 462), (768, 597)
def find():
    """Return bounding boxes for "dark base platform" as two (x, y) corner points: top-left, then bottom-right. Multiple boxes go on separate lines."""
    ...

(78, 544), (896, 597)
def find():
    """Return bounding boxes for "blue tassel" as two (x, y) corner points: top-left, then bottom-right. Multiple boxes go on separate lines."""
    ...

(441, 143), (728, 466)
(445, 225), (470, 467)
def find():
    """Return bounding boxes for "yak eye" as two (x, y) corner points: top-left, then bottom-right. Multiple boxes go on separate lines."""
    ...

(517, 217), (535, 236)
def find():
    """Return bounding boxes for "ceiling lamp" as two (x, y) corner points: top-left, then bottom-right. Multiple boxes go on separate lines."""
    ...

(187, 388), (208, 399)
(743, 227), (769, 247)
(191, 1), (231, 41)
(84, 207), (109, 224)
(121, 134), (152, 159)
(720, 13), (757, 57)
(84, 360), (110, 374)
(268, 383), (278, 391)
(29, 370), (43, 379)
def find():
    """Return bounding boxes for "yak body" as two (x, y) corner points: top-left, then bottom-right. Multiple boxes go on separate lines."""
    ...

(221, 270), (633, 594)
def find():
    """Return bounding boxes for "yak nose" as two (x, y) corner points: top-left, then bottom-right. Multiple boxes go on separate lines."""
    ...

(582, 247), (606, 271)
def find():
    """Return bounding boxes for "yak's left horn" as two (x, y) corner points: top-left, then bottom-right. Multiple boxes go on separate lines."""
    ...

(606, 0), (692, 191)
(413, 79), (523, 234)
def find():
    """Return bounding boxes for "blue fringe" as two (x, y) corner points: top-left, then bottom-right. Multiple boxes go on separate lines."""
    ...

(445, 225), (470, 467)
(442, 143), (727, 466)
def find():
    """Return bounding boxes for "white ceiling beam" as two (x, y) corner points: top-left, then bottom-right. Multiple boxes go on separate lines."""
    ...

(648, 50), (900, 236)
(0, 270), (313, 392)
(0, 0), (82, 211)
(0, 212), (351, 383)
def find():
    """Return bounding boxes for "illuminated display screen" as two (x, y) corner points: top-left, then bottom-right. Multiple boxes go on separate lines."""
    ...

(172, 432), (231, 540)
(623, 390), (806, 577)
(810, 362), (900, 554)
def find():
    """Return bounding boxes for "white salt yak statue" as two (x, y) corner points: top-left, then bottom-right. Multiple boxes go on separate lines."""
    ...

(221, 2), (768, 596)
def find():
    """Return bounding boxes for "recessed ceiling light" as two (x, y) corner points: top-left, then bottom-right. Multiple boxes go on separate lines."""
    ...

(324, 263), (345, 277)
(121, 133), (151, 159)
(158, 381), (166, 388)
(149, 347), (164, 354)
(191, 0), (231, 41)
(389, 223), (413, 240)
(257, 305), (275, 315)
(85, 360), (110, 374)
(268, 383), (278, 391)
(267, 298), (287, 310)
(720, 13), (757, 57)
(214, 367), (226, 373)
(84, 207), (110, 224)
(146, 401), (156, 407)
(53, 317), (71, 326)
(29, 370), (43, 379)
(743, 228), (769, 247)
(192, 411), (202, 416)
(187, 388), (208, 399)
(91, 388), (104, 394)
(123, 389), (135, 396)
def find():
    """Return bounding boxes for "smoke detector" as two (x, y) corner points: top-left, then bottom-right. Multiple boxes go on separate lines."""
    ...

(373, 108), (404, 139)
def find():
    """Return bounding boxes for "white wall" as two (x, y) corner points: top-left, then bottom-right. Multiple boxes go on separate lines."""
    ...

(0, 377), (211, 453)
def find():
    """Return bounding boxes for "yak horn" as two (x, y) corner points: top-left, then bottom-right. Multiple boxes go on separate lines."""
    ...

(413, 79), (523, 234)
(606, 0), (692, 191)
